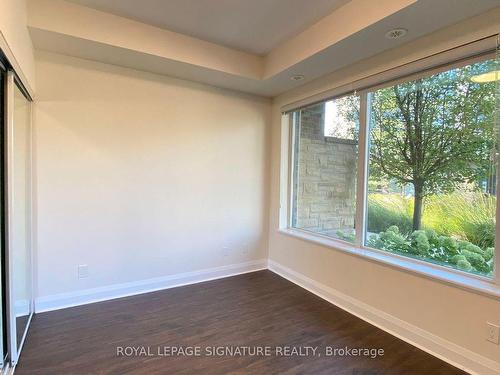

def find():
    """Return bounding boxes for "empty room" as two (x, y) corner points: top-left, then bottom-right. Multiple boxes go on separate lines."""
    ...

(1, 0), (500, 374)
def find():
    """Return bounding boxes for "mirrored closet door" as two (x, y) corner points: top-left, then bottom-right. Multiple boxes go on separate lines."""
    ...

(6, 70), (33, 366)
(0, 56), (6, 371)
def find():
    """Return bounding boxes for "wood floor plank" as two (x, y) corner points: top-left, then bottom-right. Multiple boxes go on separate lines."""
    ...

(16, 271), (467, 374)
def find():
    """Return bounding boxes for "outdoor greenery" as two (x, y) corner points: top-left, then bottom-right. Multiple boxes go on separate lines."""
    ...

(367, 194), (413, 235)
(363, 192), (496, 275)
(369, 60), (497, 231)
(367, 192), (496, 248)
(335, 57), (498, 276)
(367, 226), (494, 275)
(366, 59), (498, 275)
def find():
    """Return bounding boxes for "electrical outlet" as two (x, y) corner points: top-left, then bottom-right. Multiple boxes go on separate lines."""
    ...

(487, 322), (499, 344)
(222, 247), (230, 257)
(78, 264), (89, 279)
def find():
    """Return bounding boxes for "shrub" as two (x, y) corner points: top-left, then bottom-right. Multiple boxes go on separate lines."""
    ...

(438, 236), (458, 255)
(461, 250), (490, 274)
(374, 225), (410, 253)
(369, 226), (493, 276)
(484, 247), (495, 261)
(410, 230), (430, 256)
(465, 221), (495, 249)
(336, 230), (355, 242)
(367, 191), (496, 249)
(367, 194), (413, 235)
(458, 241), (485, 257)
(456, 258), (473, 272)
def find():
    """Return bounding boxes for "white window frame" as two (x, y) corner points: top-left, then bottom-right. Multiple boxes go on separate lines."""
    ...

(278, 43), (500, 299)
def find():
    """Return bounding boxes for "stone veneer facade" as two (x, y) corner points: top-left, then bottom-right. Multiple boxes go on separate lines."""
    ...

(292, 103), (358, 237)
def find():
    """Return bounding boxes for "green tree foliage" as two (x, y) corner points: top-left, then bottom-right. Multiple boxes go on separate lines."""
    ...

(369, 60), (497, 230)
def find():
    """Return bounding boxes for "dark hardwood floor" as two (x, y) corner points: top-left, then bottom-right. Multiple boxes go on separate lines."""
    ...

(16, 271), (466, 374)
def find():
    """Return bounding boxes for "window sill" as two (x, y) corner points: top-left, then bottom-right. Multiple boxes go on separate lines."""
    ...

(278, 228), (500, 300)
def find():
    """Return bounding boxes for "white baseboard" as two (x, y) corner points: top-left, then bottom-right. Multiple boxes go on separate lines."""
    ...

(35, 259), (267, 313)
(268, 259), (500, 375)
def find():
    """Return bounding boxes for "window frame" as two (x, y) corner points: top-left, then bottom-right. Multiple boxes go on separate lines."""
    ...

(279, 47), (500, 297)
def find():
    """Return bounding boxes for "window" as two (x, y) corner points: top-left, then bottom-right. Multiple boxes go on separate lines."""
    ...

(366, 57), (498, 277)
(291, 95), (359, 242)
(287, 51), (499, 280)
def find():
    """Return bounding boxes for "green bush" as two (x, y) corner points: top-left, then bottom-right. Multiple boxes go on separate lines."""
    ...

(456, 258), (473, 272)
(367, 195), (413, 235)
(368, 227), (494, 276)
(484, 247), (495, 261)
(464, 221), (496, 250)
(423, 192), (496, 249)
(367, 192), (496, 248)
(336, 230), (355, 243)
(410, 230), (430, 256)
(369, 225), (410, 253)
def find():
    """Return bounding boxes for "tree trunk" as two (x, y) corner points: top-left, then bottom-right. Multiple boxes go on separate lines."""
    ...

(413, 183), (423, 231)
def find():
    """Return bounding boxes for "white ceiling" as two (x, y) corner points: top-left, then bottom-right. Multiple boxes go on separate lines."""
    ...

(66, 0), (349, 55)
(30, 0), (500, 96)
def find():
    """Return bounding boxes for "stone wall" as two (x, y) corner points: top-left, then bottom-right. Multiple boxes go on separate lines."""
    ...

(292, 103), (357, 237)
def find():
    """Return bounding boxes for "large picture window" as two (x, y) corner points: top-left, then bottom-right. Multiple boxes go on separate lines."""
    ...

(287, 51), (499, 280)
(365, 57), (498, 277)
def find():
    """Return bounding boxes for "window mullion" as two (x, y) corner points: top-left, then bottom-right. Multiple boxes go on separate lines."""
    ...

(287, 113), (296, 228)
(493, 108), (500, 286)
(495, 160), (500, 285)
(493, 40), (499, 286)
(355, 92), (370, 247)
(279, 113), (291, 230)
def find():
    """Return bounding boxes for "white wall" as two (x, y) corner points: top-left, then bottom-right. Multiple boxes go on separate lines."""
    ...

(268, 10), (500, 374)
(0, 0), (35, 94)
(33, 51), (270, 307)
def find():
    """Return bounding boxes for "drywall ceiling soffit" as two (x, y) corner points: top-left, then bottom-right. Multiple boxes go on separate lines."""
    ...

(65, 0), (352, 55)
(28, 0), (500, 97)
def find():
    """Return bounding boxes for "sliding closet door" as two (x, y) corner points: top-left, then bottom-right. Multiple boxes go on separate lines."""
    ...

(0, 62), (6, 369)
(6, 71), (32, 364)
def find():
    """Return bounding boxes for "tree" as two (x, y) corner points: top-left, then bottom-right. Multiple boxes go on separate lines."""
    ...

(369, 60), (497, 230)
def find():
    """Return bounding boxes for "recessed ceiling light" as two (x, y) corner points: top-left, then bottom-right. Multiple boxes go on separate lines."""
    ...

(385, 28), (408, 40)
(471, 70), (500, 83)
(291, 75), (304, 81)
